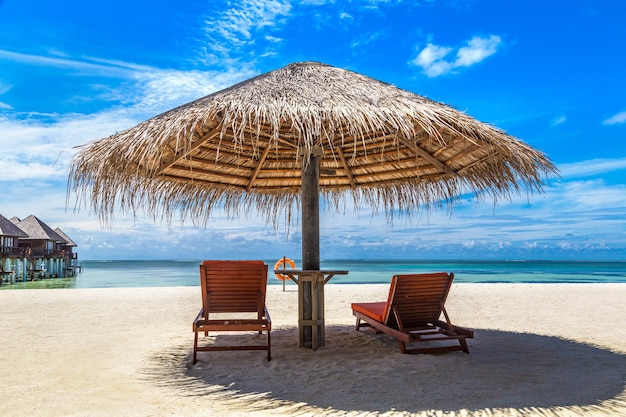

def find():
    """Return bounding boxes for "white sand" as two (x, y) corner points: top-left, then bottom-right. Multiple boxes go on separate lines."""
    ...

(1, 283), (625, 417)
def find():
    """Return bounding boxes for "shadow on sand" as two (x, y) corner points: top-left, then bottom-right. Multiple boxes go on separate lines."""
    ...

(143, 326), (626, 416)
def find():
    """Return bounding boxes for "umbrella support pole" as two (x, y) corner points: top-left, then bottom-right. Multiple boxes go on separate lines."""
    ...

(297, 272), (325, 350)
(301, 150), (321, 348)
(280, 270), (346, 350)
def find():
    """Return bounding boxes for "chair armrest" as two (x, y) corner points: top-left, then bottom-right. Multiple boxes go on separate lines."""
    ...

(264, 305), (272, 325)
(192, 308), (204, 329)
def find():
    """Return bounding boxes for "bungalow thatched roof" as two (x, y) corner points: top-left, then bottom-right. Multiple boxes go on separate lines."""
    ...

(69, 61), (557, 225)
(0, 214), (27, 238)
(13, 215), (65, 242)
(55, 228), (77, 247)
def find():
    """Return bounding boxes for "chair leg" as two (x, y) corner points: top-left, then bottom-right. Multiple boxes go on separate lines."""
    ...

(193, 332), (199, 364)
(267, 331), (272, 361)
(398, 340), (407, 354)
(459, 338), (470, 354)
(355, 317), (361, 331)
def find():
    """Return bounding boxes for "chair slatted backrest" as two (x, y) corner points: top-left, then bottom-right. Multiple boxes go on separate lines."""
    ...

(383, 273), (454, 328)
(199, 260), (268, 317)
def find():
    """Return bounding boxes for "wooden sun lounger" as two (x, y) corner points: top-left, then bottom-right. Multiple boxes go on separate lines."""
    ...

(351, 273), (473, 354)
(192, 260), (272, 363)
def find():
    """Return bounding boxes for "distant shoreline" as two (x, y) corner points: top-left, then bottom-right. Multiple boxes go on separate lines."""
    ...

(1, 259), (625, 289)
(80, 258), (626, 262)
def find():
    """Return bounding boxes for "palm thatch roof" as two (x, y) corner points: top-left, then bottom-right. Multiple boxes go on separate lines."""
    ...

(69, 61), (557, 225)
(55, 228), (77, 247)
(13, 215), (65, 241)
(0, 214), (27, 238)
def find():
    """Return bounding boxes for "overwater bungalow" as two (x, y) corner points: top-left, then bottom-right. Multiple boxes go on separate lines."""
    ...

(1, 214), (79, 282)
(0, 214), (28, 284)
(54, 227), (79, 275)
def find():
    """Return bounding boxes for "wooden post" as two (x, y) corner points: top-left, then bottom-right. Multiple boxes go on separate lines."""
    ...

(22, 257), (27, 282)
(282, 256), (286, 292)
(301, 148), (321, 348)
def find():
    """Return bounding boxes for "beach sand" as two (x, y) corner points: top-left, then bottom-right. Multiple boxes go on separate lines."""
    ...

(1, 283), (625, 417)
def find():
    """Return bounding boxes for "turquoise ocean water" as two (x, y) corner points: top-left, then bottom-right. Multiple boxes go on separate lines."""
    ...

(2, 259), (625, 289)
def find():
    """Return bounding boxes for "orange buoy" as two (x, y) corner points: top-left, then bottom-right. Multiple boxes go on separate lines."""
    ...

(274, 257), (296, 281)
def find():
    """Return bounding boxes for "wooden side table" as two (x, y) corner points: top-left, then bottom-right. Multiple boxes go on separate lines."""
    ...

(274, 269), (348, 350)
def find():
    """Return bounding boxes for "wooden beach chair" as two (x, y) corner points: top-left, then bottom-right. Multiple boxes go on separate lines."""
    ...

(192, 260), (272, 363)
(351, 273), (473, 354)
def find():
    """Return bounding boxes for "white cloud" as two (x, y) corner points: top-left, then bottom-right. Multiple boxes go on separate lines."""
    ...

(558, 180), (626, 209)
(455, 35), (501, 67)
(413, 43), (453, 77)
(551, 115), (567, 126)
(558, 157), (626, 178)
(0, 112), (137, 190)
(201, 0), (292, 62)
(1, 50), (243, 118)
(0, 49), (137, 78)
(603, 111), (626, 125)
(0, 80), (11, 94)
(411, 35), (503, 77)
(265, 35), (283, 43)
(131, 68), (255, 116)
(350, 31), (385, 49)
(462, 240), (477, 249)
(0, 61), (257, 183)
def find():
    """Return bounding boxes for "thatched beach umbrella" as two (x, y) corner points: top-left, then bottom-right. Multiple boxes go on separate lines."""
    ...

(69, 61), (557, 348)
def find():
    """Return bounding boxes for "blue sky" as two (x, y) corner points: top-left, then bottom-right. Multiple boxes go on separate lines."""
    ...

(1, 0), (625, 261)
